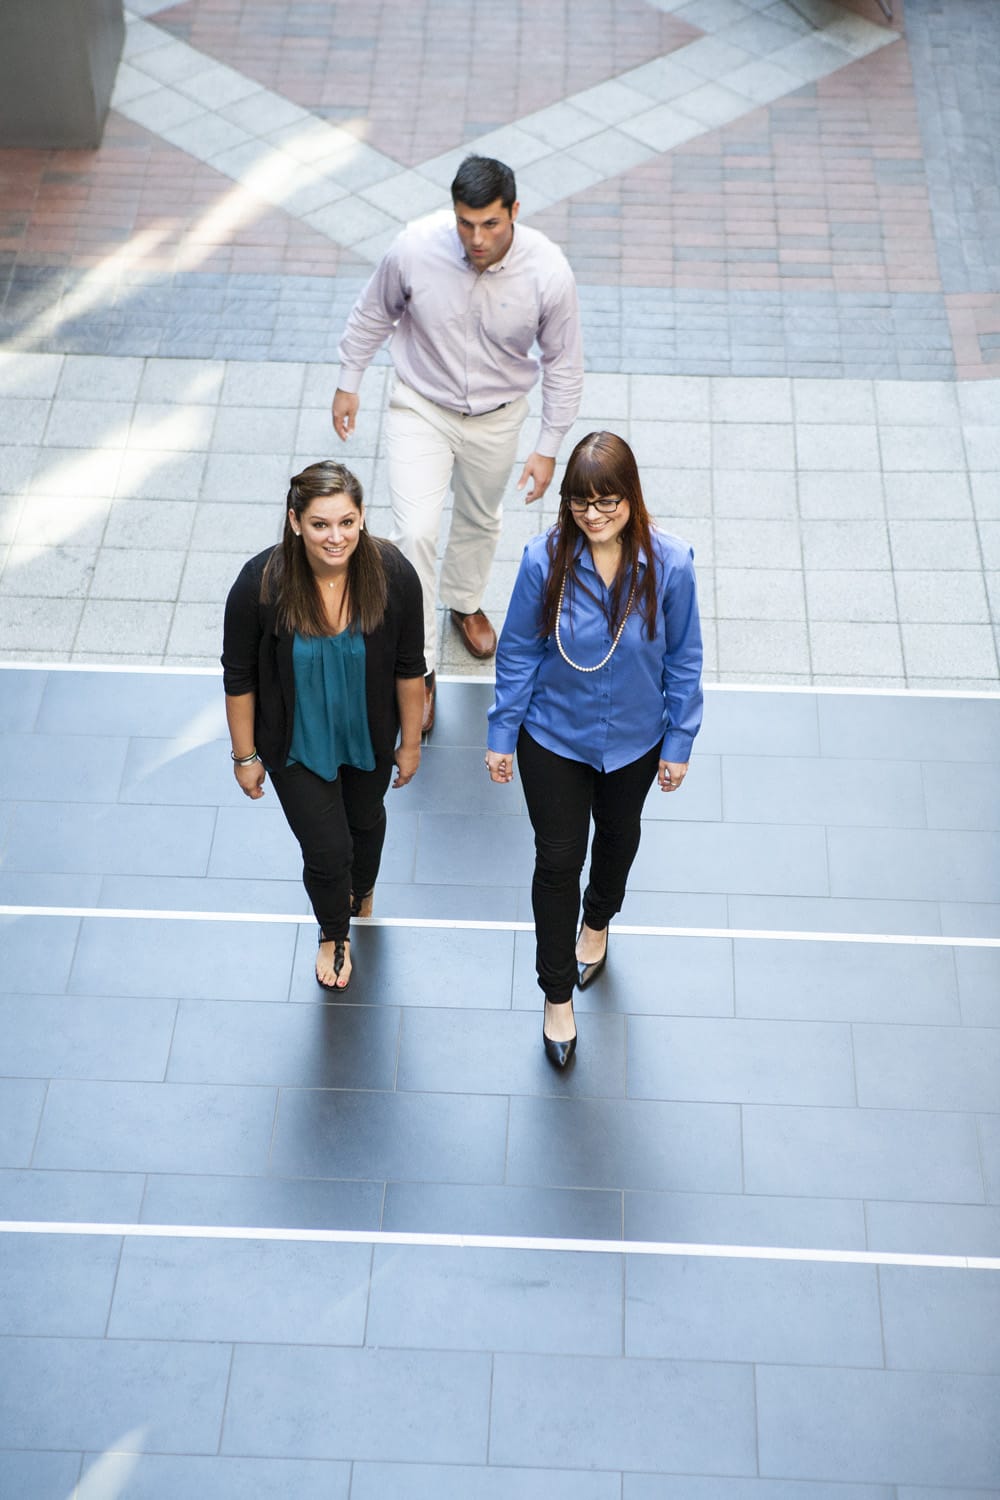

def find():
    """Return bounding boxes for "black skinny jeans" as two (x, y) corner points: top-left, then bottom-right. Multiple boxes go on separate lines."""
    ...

(268, 754), (395, 942)
(517, 728), (661, 1003)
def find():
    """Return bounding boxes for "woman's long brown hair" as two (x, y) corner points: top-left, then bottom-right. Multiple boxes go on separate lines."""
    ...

(540, 431), (660, 640)
(261, 461), (388, 636)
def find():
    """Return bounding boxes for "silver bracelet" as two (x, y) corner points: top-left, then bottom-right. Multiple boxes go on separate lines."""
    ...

(231, 749), (260, 766)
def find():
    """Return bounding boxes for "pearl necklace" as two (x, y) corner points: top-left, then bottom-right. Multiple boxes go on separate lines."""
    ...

(554, 568), (637, 673)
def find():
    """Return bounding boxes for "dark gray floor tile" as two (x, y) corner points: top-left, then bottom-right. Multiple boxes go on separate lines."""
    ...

(4, 801), (216, 875)
(896, 1490), (1000, 1500)
(382, 1181), (622, 1239)
(0, 666), (46, 731)
(744, 1105), (984, 1203)
(734, 939), (960, 1023)
(700, 689), (820, 756)
(73, 1454), (351, 1500)
(98, 872), (308, 915)
(626, 1255), (882, 1366)
(722, 755), (926, 830)
(512, 931), (734, 1018)
(425, 680), (496, 747)
(353, 1462), (619, 1499)
(980, 1114), (1000, 1203)
(0, 1168), (144, 1223)
(33, 1080), (276, 1175)
(36, 670), (224, 738)
(641, 753), (722, 822)
(627, 1016), (854, 1105)
(490, 1352), (755, 1474)
(397, 1007), (625, 1098)
(756, 1365), (1000, 1487)
(166, 999), (400, 1089)
(625, 1189), (866, 1250)
(941, 902), (1000, 938)
(615, 888), (730, 928)
(828, 827), (1000, 904)
(222, 1345), (490, 1462)
(0, 914), (79, 994)
(403, 744), (527, 816)
(0, 1451), (81, 1497)
(1, 1335), (230, 1453)
(207, 805), (303, 880)
(109, 1236), (371, 1344)
(866, 1200), (1000, 1257)
(69, 917), (297, 1001)
(0, 732), (129, 802)
(0, 871), (103, 907)
(506, 1096), (741, 1193)
(880, 1265), (1000, 1374)
(727, 894), (942, 937)
(854, 1022), (1000, 1110)
(924, 760), (1000, 831)
(119, 736), (244, 807)
(0, 1079), (47, 1166)
(624, 1480), (895, 1499)
(413, 812), (536, 887)
(367, 1244), (623, 1355)
(358, 879), (522, 922)
(956, 946), (1000, 1025)
(0, 995), (175, 1081)
(270, 1089), (506, 1183)
(140, 1172), (382, 1230)
(628, 821), (829, 897)
(817, 695), (1000, 765)
(0, 1232), (120, 1335)
(289, 923), (516, 1009)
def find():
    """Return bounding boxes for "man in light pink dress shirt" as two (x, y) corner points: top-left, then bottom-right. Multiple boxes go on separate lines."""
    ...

(332, 155), (583, 732)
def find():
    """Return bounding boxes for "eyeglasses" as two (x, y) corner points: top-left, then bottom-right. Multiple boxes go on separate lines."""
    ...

(567, 495), (624, 515)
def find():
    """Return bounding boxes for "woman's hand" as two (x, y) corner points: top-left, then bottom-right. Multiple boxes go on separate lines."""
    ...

(658, 759), (688, 793)
(393, 743), (420, 788)
(485, 750), (515, 784)
(235, 758), (266, 799)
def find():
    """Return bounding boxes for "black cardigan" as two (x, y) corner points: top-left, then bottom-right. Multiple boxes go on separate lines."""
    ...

(221, 542), (426, 769)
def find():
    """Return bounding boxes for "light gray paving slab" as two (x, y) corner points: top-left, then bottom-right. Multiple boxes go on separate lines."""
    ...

(756, 1366), (1000, 1487)
(889, 519), (983, 569)
(734, 939), (960, 1023)
(222, 1345), (490, 1462)
(900, 622), (999, 679)
(866, 1200), (1000, 1258)
(883, 472), (972, 519)
(796, 423), (881, 471)
(490, 1352), (755, 1474)
(800, 519), (891, 568)
(625, 1187), (865, 1250)
(806, 571), (898, 623)
(627, 1016), (854, 1105)
(723, 753), (925, 828)
(712, 470), (797, 517)
(717, 619), (811, 674)
(116, 449), (206, 500)
(367, 1245), (622, 1355)
(626, 1255), (882, 1365)
(828, 826), (999, 904)
(744, 1104), (984, 1202)
(854, 1023), (1000, 1113)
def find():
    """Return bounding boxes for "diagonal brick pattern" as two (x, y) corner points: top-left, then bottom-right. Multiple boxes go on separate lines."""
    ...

(153, 0), (701, 166)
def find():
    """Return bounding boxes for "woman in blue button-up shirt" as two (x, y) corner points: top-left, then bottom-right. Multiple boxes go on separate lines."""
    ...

(487, 431), (703, 1067)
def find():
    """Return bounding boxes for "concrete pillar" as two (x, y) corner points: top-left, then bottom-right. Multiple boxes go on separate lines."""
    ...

(0, 0), (125, 149)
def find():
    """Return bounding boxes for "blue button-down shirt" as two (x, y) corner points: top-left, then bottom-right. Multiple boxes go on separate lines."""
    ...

(488, 530), (703, 772)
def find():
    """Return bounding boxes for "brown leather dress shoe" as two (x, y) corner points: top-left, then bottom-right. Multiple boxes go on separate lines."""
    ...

(421, 671), (436, 735)
(450, 608), (497, 659)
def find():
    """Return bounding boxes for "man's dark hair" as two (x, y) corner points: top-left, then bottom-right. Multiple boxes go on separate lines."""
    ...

(450, 155), (517, 211)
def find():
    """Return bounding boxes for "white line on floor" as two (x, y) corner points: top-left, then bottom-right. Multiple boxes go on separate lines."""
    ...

(2, 905), (997, 947)
(0, 1219), (995, 1270)
(1, 661), (997, 698)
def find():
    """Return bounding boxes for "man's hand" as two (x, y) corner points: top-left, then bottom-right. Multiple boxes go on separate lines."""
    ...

(332, 389), (359, 441)
(516, 452), (555, 503)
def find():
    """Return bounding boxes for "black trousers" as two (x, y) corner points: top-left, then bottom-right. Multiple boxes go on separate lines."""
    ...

(268, 755), (394, 942)
(517, 728), (661, 1003)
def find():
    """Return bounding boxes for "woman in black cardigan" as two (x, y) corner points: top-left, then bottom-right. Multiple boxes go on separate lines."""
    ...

(222, 461), (425, 990)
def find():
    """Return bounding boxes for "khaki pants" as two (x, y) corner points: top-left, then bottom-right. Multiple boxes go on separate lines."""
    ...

(386, 380), (529, 672)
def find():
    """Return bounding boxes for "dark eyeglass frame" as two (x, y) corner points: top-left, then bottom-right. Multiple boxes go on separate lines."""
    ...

(567, 495), (625, 515)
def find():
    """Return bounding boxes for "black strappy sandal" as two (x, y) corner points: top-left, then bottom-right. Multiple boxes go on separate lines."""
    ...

(350, 889), (374, 919)
(316, 931), (351, 991)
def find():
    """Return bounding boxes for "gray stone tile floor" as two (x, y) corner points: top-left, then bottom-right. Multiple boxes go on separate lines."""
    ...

(0, 668), (997, 1490)
(2, 0), (1000, 1487)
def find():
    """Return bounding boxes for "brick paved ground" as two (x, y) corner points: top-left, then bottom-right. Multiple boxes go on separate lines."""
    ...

(0, 0), (998, 681)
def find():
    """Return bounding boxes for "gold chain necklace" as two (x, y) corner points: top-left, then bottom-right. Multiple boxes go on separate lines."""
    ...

(554, 568), (637, 673)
